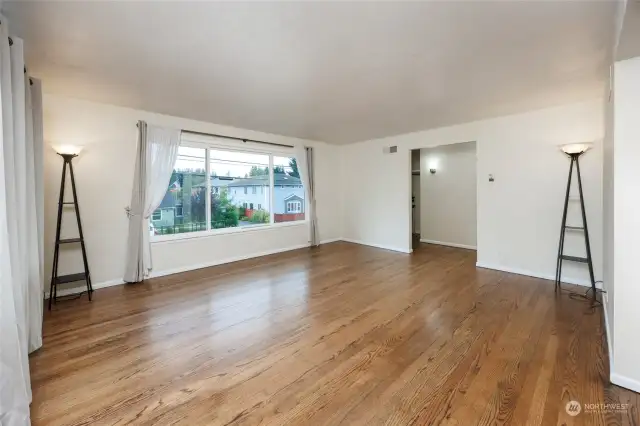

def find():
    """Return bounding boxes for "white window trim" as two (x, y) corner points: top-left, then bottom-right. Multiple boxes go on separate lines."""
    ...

(152, 220), (307, 243)
(205, 148), (211, 229)
(151, 136), (308, 243)
(269, 154), (275, 225)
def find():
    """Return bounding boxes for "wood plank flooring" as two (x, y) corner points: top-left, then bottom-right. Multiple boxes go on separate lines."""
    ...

(30, 242), (639, 425)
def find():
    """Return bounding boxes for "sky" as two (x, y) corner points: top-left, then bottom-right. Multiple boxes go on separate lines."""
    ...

(174, 147), (293, 177)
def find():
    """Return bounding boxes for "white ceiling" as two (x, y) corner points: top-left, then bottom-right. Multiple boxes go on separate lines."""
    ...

(4, 1), (616, 144)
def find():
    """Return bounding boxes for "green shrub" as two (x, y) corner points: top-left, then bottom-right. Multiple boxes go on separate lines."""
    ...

(250, 209), (269, 223)
(211, 191), (239, 228)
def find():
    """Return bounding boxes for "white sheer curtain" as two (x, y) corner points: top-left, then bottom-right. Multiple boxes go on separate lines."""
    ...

(295, 146), (319, 246)
(123, 121), (181, 282)
(0, 18), (44, 426)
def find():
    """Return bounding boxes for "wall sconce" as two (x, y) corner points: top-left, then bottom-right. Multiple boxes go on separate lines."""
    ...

(428, 158), (439, 174)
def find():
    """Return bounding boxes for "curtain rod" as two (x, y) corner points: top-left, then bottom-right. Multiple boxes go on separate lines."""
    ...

(182, 129), (294, 149)
(136, 122), (294, 148)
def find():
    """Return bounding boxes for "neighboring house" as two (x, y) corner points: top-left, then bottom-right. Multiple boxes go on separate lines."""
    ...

(223, 174), (304, 214)
(151, 183), (183, 229)
(153, 173), (304, 229)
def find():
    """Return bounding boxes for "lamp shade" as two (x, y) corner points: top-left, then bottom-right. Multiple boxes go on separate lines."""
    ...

(53, 145), (83, 156)
(560, 143), (592, 155)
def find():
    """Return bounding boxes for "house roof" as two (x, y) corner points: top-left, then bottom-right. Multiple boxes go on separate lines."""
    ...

(224, 174), (301, 187)
(284, 194), (304, 202)
(157, 190), (176, 209)
(193, 173), (301, 188)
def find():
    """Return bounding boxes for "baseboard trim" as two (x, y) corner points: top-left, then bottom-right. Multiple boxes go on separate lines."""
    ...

(475, 261), (602, 289)
(420, 239), (477, 250)
(44, 278), (124, 300)
(341, 238), (412, 254)
(319, 237), (342, 245)
(44, 240), (347, 299)
(611, 373), (640, 394)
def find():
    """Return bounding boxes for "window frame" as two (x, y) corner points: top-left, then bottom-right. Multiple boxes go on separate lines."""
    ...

(151, 135), (308, 243)
(152, 210), (162, 221)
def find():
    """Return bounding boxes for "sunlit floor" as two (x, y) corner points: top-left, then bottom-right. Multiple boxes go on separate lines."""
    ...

(31, 242), (638, 425)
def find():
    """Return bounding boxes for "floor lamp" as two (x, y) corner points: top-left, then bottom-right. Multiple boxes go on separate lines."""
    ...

(49, 145), (93, 310)
(554, 143), (597, 300)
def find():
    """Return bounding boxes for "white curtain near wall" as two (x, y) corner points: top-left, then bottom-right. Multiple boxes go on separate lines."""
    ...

(0, 19), (44, 426)
(124, 121), (181, 282)
(295, 146), (319, 246)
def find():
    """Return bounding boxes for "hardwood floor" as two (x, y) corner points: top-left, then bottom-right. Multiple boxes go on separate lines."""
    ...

(31, 242), (639, 425)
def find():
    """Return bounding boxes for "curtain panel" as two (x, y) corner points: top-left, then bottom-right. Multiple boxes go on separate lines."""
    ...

(0, 18), (44, 426)
(123, 121), (181, 282)
(295, 146), (319, 246)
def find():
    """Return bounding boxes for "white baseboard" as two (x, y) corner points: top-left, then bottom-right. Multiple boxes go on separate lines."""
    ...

(44, 241), (344, 299)
(341, 238), (412, 254)
(319, 237), (342, 245)
(611, 373), (640, 394)
(44, 278), (124, 300)
(475, 261), (602, 289)
(420, 239), (477, 250)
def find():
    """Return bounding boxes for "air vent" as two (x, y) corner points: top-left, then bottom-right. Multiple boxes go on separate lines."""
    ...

(383, 146), (398, 154)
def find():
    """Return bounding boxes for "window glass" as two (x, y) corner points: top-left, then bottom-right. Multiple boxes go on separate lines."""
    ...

(152, 146), (207, 235)
(273, 156), (305, 223)
(210, 149), (270, 229)
(151, 143), (307, 239)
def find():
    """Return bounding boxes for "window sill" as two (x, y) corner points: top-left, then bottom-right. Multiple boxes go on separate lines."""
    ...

(151, 220), (308, 244)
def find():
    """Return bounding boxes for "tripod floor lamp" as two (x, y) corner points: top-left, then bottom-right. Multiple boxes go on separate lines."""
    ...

(49, 145), (93, 310)
(554, 143), (596, 300)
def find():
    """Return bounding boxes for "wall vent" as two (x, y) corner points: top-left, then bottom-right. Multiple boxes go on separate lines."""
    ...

(384, 146), (398, 154)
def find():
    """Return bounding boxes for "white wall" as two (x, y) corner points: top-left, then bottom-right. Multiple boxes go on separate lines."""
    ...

(420, 142), (477, 249)
(611, 56), (640, 391)
(43, 94), (342, 290)
(603, 71), (615, 355)
(341, 100), (603, 285)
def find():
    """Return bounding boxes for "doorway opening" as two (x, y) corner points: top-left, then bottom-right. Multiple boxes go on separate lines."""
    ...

(411, 149), (421, 248)
(410, 142), (477, 252)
